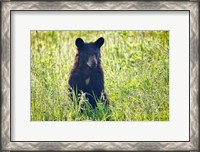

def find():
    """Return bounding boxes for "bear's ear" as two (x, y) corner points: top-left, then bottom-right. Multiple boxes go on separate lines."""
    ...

(75, 38), (84, 48)
(95, 37), (104, 48)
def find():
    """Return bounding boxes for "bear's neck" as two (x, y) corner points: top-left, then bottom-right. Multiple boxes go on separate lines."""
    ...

(78, 64), (102, 77)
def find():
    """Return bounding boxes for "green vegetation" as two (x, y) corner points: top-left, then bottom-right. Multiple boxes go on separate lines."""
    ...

(31, 31), (169, 121)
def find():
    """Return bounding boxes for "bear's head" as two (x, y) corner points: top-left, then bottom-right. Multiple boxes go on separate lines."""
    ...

(75, 37), (104, 68)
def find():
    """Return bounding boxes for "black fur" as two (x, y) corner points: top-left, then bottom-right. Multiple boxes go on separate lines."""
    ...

(68, 37), (107, 109)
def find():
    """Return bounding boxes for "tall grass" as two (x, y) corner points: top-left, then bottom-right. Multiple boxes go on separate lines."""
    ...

(31, 31), (169, 121)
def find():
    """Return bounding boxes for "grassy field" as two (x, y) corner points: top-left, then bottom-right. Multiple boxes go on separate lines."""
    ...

(31, 31), (169, 121)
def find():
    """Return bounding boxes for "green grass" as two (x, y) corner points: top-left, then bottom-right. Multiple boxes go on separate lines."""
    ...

(31, 31), (169, 121)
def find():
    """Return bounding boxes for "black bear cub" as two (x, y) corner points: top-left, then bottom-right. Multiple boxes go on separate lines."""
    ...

(68, 37), (107, 109)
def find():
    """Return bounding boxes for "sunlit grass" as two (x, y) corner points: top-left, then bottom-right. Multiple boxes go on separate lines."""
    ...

(31, 31), (169, 121)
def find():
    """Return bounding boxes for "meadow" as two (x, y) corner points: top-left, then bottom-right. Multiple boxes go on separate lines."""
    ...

(31, 31), (169, 121)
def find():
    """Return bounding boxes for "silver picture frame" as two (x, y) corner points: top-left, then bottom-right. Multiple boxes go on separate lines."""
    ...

(1, 1), (199, 151)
